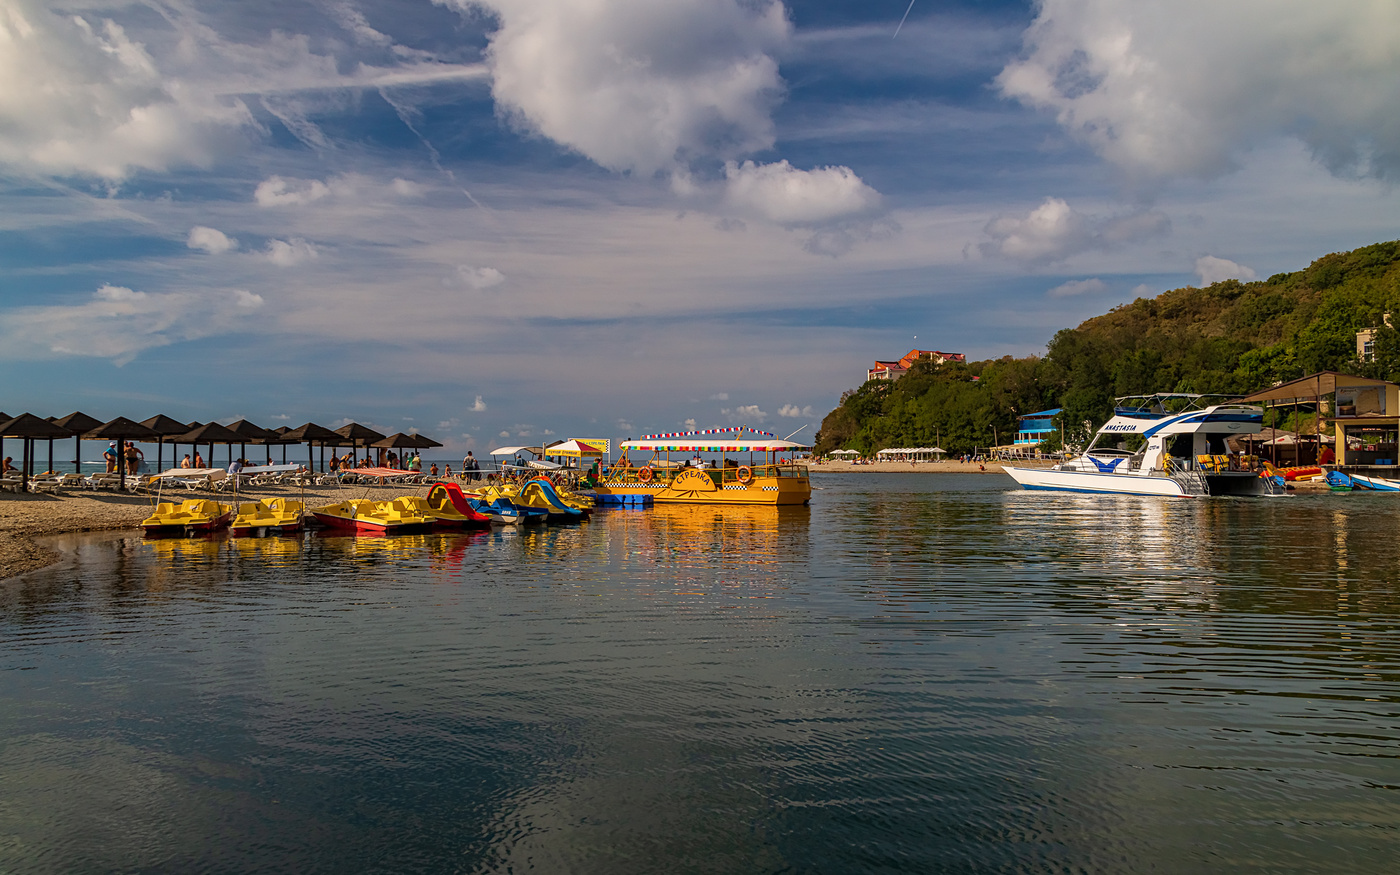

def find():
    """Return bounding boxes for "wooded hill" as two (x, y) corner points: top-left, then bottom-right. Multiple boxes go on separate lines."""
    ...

(814, 239), (1400, 455)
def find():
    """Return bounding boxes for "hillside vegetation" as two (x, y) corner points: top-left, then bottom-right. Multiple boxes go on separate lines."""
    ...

(815, 240), (1400, 455)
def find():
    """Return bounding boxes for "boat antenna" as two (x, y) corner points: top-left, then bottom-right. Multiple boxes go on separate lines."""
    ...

(782, 425), (809, 441)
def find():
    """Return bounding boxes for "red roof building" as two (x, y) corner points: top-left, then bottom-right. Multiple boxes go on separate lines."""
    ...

(868, 349), (966, 382)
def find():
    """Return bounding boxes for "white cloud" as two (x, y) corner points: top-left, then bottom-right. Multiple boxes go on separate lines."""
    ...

(998, 0), (1400, 181)
(1129, 283), (1155, 298)
(391, 177), (426, 198)
(254, 175), (332, 207)
(443, 0), (790, 174)
(499, 430), (511, 438)
(723, 160), (881, 224)
(187, 225), (238, 254)
(456, 265), (506, 289)
(778, 404), (814, 417)
(617, 420), (633, 433)
(723, 404), (767, 422)
(265, 238), (318, 267)
(270, 414), (291, 421)
(981, 197), (1169, 262)
(1047, 278), (1107, 298)
(1195, 255), (1256, 286)
(683, 418), (697, 428)
(0, 284), (267, 365)
(233, 289), (265, 309)
(709, 393), (729, 401)
(0, 0), (255, 179)
(471, 396), (487, 412)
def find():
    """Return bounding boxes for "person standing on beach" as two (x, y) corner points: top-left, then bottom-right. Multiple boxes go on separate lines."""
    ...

(194, 450), (205, 468)
(180, 454), (192, 469)
(104, 441), (118, 473)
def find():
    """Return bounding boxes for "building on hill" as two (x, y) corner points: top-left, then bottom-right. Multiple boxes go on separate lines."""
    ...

(868, 349), (966, 382)
(1357, 313), (1392, 363)
(1015, 408), (1061, 445)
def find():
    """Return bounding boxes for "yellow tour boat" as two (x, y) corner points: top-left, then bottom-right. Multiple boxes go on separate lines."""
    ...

(229, 499), (305, 537)
(593, 434), (811, 506)
(141, 499), (234, 537)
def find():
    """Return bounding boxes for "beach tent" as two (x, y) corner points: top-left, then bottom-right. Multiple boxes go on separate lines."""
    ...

(283, 422), (342, 472)
(50, 411), (102, 473)
(371, 432), (428, 468)
(224, 420), (275, 466)
(543, 439), (607, 458)
(0, 414), (73, 491)
(408, 433), (442, 449)
(84, 417), (160, 482)
(829, 449), (859, 456)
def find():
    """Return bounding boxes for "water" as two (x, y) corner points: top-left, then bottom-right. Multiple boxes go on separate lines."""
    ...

(2, 473), (1399, 873)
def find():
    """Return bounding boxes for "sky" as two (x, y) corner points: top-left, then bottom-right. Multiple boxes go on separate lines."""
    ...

(2, 0), (1399, 455)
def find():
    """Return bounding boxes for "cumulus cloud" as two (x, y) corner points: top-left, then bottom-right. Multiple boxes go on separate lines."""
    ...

(1195, 255), (1256, 286)
(265, 238), (318, 267)
(1047, 278), (1107, 298)
(0, 0), (255, 179)
(723, 160), (881, 224)
(187, 226), (238, 254)
(998, 0), (1400, 181)
(778, 404), (814, 418)
(456, 265), (505, 289)
(442, 0), (790, 174)
(722, 404), (767, 422)
(0, 283), (267, 364)
(254, 175), (332, 207)
(471, 396), (487, 412)
(981, 197), (1169, 262)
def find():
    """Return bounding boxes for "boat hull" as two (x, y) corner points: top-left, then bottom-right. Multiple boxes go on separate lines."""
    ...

(595, 466), (811, 506)
(311, 512), (433, 535)
(1003, 465), (1273, 497)
(141, 500), (234, 537)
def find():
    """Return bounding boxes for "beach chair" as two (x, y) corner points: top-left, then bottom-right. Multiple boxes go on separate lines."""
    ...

(30, 475), (65, 493)
(1, 473), (23, 493)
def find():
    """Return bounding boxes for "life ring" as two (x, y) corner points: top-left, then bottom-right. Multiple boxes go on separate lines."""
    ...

(736, 465), (753, 484)
(637, 466), (654, 482)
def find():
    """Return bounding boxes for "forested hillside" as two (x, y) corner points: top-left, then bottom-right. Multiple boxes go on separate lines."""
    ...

(814, 240), (1400, 455)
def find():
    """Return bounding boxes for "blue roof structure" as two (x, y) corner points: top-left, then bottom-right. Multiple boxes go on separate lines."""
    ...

(1018, 408), (1061, 421)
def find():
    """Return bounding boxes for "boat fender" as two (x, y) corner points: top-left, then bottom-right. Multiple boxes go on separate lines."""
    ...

(736, 465), (753, 484)
(637, 466), (654, 482)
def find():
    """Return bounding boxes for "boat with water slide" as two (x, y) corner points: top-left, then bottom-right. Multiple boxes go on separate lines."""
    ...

(1002, 393), (1285, 497)
(309, 498), (435, 534)
(421, 482), (493, 528)
(594, 432), (812, 506)
(230, 498), (305, 537)
(141, 499), (234, 537)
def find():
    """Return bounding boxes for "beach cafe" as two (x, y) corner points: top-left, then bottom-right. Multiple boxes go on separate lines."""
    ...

(874, 447), (946, 462)
(1241, 371), (1400, 472)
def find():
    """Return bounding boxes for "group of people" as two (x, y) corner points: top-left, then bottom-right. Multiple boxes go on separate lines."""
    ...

(104, 440), (145, 474)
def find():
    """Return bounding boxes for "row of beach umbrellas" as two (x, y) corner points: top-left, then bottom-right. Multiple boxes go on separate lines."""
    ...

(0, 411), (441, 493)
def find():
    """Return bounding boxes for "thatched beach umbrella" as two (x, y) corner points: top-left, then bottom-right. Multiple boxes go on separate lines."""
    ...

(283, 422), (341, 472)
(335, 423), (386, 467)
(174, 421), (243, 469)
(84, 417), (159, 483)
(50, 412), (103, 474)
(1, 414), (73, 491)
(139, 414), (193, 471)
(371, 432), (425, 468)
(225, 419), (273, 465)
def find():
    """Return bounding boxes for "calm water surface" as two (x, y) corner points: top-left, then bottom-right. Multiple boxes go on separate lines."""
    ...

(2, 473), (1399, 873)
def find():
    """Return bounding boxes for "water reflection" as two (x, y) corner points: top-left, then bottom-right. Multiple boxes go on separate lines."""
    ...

(2, 477), (1399, 872)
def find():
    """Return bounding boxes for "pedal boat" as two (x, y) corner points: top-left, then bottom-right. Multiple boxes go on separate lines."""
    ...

(594, 435), (812, 506)
(424, 482), (494, 528)
(465, 484), (541, 524)
(141, 499), (234, 537)
(230, 499), (305, 537)
(515, 477), (590, 521)
(309, 498), (435, 535)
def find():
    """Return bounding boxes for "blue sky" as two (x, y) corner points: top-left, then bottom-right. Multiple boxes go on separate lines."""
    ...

(3, 0), (1399, 454)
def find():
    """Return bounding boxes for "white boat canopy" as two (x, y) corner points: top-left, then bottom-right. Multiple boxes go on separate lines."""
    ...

(488, 446), (543, 456)
(828, 449), (860, 456)
(622, 438), (810, 452)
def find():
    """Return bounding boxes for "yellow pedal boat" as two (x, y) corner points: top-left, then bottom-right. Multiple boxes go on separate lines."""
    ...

(309, 497), (435, 535)
(230, 499), (305, 537)
(141, 499), (234, 537)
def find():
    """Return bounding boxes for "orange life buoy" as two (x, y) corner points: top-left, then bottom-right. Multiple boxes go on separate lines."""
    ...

(637, 466), (654, 482)
(736, 465), (753, 484)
